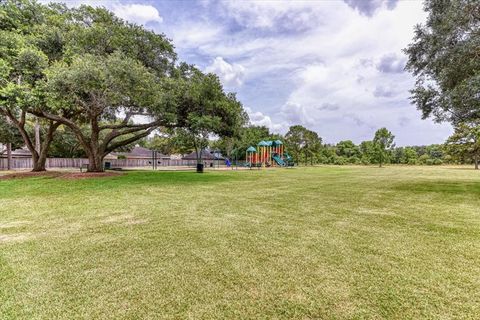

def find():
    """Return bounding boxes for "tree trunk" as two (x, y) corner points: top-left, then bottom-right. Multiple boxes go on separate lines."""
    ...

(3, 110), (59, 172)
(31, 121), (60, 172)
(475, 153), (479, 170)
(31, 152), (46, 172)
(87, 151), (105, 172)
(35, 118), (41, 153)
(7, 143), (12, 170)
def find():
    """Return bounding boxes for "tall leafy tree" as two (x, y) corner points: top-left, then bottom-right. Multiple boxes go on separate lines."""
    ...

(29, 4), (178, 172)
(404, 0), (480, 124)
(373, 128), (395, 167)
(445, 121), (480, 169)
(359, 141), (375, 164)
(303, 129), (323, 165)
(285, 125), (322, 165)
(40, 52), (170, 171)
(168, 65), (247, 171)
(285, 125), (307, 164)
(336, 140), (360, 163)
(0, 0), (63, 171)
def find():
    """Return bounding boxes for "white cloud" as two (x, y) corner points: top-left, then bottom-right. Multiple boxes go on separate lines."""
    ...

(194, 0), (452, 145)
(42, 0), (453, 145)
(343, 0), (398, 17)
(245, 107), (285, 133)
(41, 1), (163, 26)
(112, 4), (163, 25)
(205, 57), (245, 87)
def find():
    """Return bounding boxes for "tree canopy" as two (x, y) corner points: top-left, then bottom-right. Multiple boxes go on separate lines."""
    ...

(0, 0), (62, 171)
(404, 0), (480, 124)
(1, 0), (247, 172)
(373, 128), (395, 167)
(445, 121), (480, 169)
(0, 115), (23, 154)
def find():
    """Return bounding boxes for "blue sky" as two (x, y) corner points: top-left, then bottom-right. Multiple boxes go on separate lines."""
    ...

(51, 0), (452, 146)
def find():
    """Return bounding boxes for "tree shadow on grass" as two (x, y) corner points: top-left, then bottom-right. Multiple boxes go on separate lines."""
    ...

(0, 171), (244, 199)
(392, 180), (480, 196)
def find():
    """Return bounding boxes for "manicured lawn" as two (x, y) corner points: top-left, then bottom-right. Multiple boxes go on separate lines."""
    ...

(1, 166), (479, 319)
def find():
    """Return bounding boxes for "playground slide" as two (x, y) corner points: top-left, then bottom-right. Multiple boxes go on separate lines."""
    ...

(272, 154), (286, 166)
(283, 152), (294, 166)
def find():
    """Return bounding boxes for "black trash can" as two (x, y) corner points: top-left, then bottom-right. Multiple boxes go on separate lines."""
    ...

(196, 163), (204, 173)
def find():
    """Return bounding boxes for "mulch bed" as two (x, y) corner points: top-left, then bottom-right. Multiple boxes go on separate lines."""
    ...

(0, 171), (122, 180)
(60, 172), (122, 180)
(0, 171), (63, 180)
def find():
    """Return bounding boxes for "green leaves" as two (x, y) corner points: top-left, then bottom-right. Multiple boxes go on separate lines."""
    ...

(404, 0), (480, 124)
(372, 127), (395, 167)
(445, 121), (480, 167)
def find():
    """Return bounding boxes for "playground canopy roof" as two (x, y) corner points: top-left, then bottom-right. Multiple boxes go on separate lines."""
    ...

(246, 146), (257, 152)
(274, 140), (283, 145)
(257, 140), (268, 146)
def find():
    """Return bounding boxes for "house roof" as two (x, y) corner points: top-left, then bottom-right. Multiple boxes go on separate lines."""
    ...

(182, 149), (224, 160)
(113, 147), (168, 159)
(12, 148), (32, 157)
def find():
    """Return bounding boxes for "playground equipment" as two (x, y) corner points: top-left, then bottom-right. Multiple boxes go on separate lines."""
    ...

(245, 140), (294, 168)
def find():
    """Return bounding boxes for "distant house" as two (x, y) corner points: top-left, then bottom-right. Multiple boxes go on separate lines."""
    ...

(111, 147), (169, 160)
(182, 149), (225, 167)
(0, 148), (33, 158)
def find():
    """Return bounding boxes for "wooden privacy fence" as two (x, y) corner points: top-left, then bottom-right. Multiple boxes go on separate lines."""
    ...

(0, 157), (213, 170)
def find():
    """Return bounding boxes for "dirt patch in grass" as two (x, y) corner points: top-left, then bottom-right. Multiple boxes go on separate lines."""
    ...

(60, 172), (122, 180)
(0, 171), (63, 180)
(102, 214), (148, 226)
(0, 221), (31, 229)
(0, 233), (31, 243)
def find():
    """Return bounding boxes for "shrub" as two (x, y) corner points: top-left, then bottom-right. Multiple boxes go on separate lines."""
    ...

(418, 154), (430, 164)
(333, 156), (347, 165)
(348, 156), (361, 164)
(361, 157), (371, 165)
(433, 158), (443, 165)
(407, 158), (417, 165)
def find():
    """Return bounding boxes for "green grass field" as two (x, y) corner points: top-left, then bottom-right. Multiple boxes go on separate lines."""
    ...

(1, 166), (479, 319)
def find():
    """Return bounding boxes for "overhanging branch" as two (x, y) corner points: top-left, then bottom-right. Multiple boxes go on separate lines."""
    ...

(104, 128), (155, 155)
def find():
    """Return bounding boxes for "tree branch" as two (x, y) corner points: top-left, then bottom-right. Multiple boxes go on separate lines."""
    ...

(104, 128), (155, 155)
(4, 109), (36, 157)
(101, 119), (162, 150)
(31, 109), (90, 152)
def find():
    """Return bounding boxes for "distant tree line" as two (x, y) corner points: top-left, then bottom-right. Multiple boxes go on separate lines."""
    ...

(205, 124), (478, 168)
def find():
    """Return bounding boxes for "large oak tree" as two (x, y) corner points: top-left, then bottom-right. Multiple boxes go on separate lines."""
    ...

(28, 4), (178, 172)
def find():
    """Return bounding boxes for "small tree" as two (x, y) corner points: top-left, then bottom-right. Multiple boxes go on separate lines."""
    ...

(445, 121), (480, 170)
(373, 128), (395, 167)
